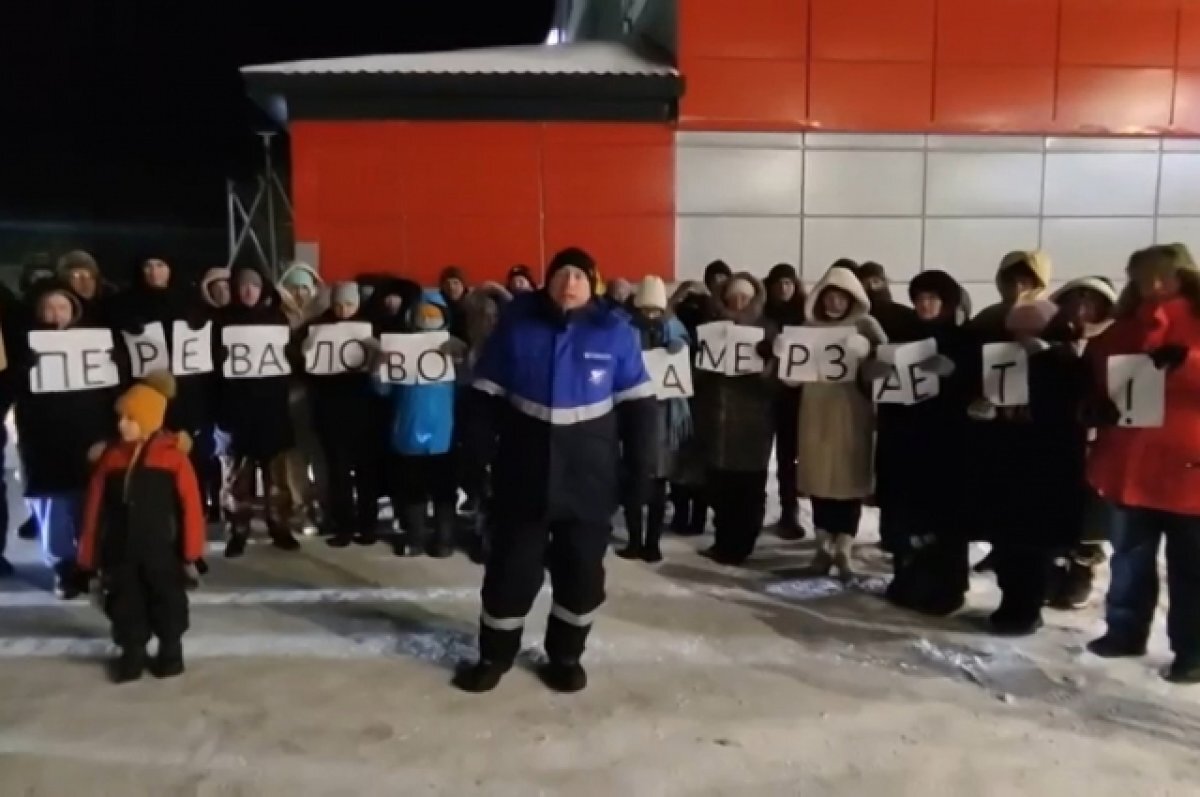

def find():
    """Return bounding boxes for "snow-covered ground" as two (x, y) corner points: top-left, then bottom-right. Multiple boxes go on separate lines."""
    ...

(1, 490), (1198, 796)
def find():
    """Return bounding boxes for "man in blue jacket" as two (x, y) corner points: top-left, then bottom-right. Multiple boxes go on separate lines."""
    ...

(454, 247), (655, 694)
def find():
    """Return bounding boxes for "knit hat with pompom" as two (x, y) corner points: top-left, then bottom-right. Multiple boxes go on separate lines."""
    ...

(116, 370), (177, 438)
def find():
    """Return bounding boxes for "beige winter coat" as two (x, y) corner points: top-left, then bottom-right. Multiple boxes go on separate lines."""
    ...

(796, 266), (887, 500)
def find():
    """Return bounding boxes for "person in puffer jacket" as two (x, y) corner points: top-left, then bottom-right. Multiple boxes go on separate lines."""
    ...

(667, 282), (713, 537)
(762, 263), (807, 539)
(1045, 276), (1118, 611)
(1085, 244), (1200, 684)
(796, 264), (887, 581)
(880, 271), (973, 615)
(377, 296), (464, 559)
(215, 266), (300, 557)
(694, 273), (778, 566)
(302, 282), (381, 548)
(618, 276), (692, 564)
(13, 281), (116, 599)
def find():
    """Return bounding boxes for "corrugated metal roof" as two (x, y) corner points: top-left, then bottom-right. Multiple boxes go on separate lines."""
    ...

(242, 41), (676, 77)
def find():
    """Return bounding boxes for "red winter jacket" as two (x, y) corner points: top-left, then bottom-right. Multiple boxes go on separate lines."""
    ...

(78, 432), (206, 571)
(1087, 296), (1200, 516)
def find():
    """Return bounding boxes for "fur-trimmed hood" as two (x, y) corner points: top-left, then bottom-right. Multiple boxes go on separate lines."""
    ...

(804, 265), (871, 327)
(713, 271), (767, 325)
(26, 280), (83, 329)
(462, 281), (512, 346)
(997, 250), (1052, 299)
(200, 267), (231, 308)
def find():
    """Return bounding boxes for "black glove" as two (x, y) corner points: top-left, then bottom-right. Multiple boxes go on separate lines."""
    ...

(1079, 396), (1122, 428)
(186, 311), (210, 331)
(1149, 344), (1188, 371)
(755, 339), (774, 360)
(125, 320), (147, 336)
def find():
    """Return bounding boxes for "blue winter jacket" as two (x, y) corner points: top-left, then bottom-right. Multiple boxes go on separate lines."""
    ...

(376, 297), (456, 457)
(470, 291), (655, 523)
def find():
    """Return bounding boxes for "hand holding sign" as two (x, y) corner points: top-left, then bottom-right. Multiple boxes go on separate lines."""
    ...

(1107, 354), (1165, 428)
(379, 331), (456, 385)
(304, 322), (374, 375)
(694, 322), (765, 376)
(642, 347), (694, 399)
(222, 325), (292, 379)
(873, 339), (941, 405)
(981, 342), (1029, 407)
(776, 326), (861, 384)
(122, 322), (170, 378)
(29, 329), (120, 393)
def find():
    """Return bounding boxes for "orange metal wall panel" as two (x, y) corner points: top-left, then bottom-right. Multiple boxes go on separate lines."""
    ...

(936, 0), (1058, 66)
(677, 0), (1200, 135)
(679, 57), (808, 130)
(404, 215), (543, 280)
(1059, 0), (1179, 69)
(810, 0), (936, 63)
(1056, 67), (1176, 132)
(934, 65), (1056, 131)
(290, 121), (674, 283)
(1174, 69), (1200, 131)
(809, 61), (933, 130)
(679, 0), (808, 60)
(543, 216), (674, 281)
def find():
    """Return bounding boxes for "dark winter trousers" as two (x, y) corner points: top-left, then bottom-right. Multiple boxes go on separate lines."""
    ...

(773, 389), (801, 514)
(1105, 506), (1200, 660)
(478, 515), (609, 668)
(104, 559), (189, 651)
(190, 423), (222, 516)
(811, 497), (863, 537)
(391, 453), (457, 506)
(709, 469), (768, 563)
(991, 544), (1053, 625)
(319, 431), (380, 536)
(624, 478), (668, 541)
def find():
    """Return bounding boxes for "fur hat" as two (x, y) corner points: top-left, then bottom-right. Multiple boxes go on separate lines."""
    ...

(726, 277), (757, 302)
(331, 281), (361, 308)
(634, 276), (668, 311)
(1050, 276), (1118, 307)
(116, 371), (177, 438)
(57, 250), (100, 280)
(546, 247), (598, 290)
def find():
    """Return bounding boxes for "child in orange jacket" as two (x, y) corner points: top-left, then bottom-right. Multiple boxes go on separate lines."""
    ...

(78, 371), (206, 683)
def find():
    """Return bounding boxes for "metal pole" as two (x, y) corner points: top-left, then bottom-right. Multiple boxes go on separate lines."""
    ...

(226, 179), (238, 264)
(261, 132), (279, 277)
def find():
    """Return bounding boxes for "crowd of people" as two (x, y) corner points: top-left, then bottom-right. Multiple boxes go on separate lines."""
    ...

(0, 241), (1196, 691)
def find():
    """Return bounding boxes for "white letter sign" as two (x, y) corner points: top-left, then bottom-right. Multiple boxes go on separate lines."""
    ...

(694, 322), (730, 374)
(642, 347), (694, 399)
(777, 326), (860, 384)
(1107, 354), (1165, 428)
(221, 325), (292, 379)
(982, 342), (1028, 407)
(379, 331), (455, 385)
(121, 322), (169, 379)
(694, 322), (764, 377)
(304, 322), (375, 375)
(172, 321), (213, 376)
(873, 339), (940, 406)
(29, 329), (120, 394)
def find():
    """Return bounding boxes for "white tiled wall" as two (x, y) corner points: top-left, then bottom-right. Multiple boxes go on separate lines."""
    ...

(675, 132), (1200, 312)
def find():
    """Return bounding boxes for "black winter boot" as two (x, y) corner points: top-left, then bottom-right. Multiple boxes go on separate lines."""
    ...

(401, 504), (430, 557)
(538, 659), (588, 693)
(1087, 634), (1148, 659)
(775, 499), (805, 541)
(326, 532), (354, 549)
(642, 503), (665, 564)
(452, 659), (509, 693)
(1165, 656), (1200, 685)
(685, 500), (709, 537)
(268, 522), (301, 552)
(669, 485), (691, 534)
(111, 647), (146, 684)
(153, 638), (185, 679)
(427, 502), (456, 559)
(618, 506), (644, 560)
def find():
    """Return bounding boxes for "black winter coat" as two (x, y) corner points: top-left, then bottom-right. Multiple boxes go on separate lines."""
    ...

(301, 309), (376, 444)
(214, 293), (295, 462)
(874, 318), (973, 549)
(109, 284), (215, 433)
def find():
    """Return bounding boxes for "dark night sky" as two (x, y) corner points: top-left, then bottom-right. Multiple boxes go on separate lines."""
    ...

(0, 1), (556, 227)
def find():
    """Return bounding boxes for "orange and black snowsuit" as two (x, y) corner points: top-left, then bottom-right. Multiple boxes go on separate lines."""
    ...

(78, 432), (205, 649)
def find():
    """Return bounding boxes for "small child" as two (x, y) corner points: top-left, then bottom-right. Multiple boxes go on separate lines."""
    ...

(77, 371), (206, 683)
